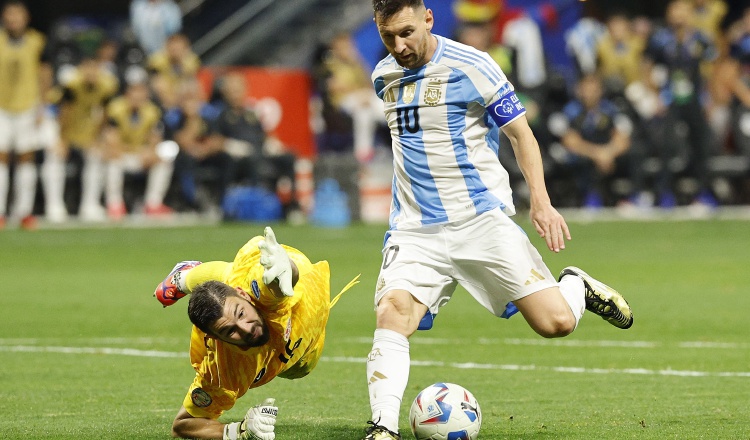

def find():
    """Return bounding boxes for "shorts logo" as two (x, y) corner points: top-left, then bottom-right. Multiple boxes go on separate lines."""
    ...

(251, 280), (261, 299)
(402, 82), (416, 104)
(376, 276), (386, 293)
(191, 388), (212, 408)
(424, 80), (441, 106)
(524, 268), (546, 286)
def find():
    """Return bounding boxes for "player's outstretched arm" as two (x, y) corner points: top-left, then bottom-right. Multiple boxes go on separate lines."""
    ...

(258, 227), (299, 297)
(171, 400), (278, 440)
(155, 261), (203, 307)
(502, 116), (571, 253)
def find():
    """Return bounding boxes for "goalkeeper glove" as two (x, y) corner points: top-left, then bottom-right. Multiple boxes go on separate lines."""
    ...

(258, 227), (294, 297)
(223, 398), (278, 440)
(154, 260), (202, 307)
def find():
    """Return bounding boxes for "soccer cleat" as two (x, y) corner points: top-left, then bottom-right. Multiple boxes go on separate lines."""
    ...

(559, 266), (633, 329)
(154, 260), (202, 307)
(363, 421), (401, 440)
(20, 215), (37, 231)
(107, 203), (127, 221)
(144, 203), (174, 217)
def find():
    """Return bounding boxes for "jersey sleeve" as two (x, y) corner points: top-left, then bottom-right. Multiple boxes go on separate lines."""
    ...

(453, 47), (526, 127)
(185, 261), (233, 292)
(182, 328), (239, 419)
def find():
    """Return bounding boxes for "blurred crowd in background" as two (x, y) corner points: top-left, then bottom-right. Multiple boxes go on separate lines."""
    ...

(1, 0), (749, 230)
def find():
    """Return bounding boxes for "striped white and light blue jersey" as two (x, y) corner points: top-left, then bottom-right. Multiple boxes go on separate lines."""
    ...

(372, 35), (525, 231)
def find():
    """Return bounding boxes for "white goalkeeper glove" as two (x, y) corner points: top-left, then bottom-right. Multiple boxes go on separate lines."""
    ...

(258, 227), (294, 297)
(223, 398), (278, 440)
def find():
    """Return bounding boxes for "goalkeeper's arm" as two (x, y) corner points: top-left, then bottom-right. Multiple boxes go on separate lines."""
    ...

(172, 400), (277, 440)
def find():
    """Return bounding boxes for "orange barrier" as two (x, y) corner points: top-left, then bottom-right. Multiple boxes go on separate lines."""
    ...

(197, 67), (315, 158)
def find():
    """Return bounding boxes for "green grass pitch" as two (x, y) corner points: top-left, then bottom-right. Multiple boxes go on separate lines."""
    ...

(1, 219), (749, 439)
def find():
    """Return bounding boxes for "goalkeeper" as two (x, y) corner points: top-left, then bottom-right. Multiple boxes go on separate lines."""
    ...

(154, 227), (354, 440)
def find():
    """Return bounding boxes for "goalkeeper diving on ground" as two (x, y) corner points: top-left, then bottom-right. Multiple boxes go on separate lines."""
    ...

(154, 226), (357, 440)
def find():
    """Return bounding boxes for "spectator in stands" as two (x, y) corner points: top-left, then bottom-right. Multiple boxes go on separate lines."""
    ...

(455, 21), (514, 82)
(96, 39), (120, 77)
(130, 0), (182, 55)
(453, 0), (551, 91)
(691, 0), (727, 45)
(169, 80), (232, 212)
(597, 12), (646, 92)
(103, 79), (174, 220)
(0, 0), (52, 229)
(644, 0), (718, 207)
(147, 33), (200, 88)
(310, 38), (363, 222)
(726, 6), (750, 158)
(51, 56), (120, 222)
(213, 72), (301, 219)
(322, 32), (384, 163)
(552, 74), (642, 208)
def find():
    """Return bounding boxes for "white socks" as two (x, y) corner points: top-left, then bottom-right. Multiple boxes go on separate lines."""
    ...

(0, 162), (8, 217)
(106, 159), (125, 207)
(12, 162), (37, 218)
(144, 161), (173, 207)
(79, 151), (104, 211)
(367, 328), (410, 433)
(559, 274), (586, 329)
(42, 153), (67, 215)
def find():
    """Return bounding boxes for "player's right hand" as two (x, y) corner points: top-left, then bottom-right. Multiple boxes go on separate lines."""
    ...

(154, 260), (202, 307)
(238, 398), (278, 440)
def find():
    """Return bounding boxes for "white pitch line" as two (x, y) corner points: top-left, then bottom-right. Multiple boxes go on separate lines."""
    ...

(0, 345), (184, 358)
(322, 356), (750, 378)
(2, 345), (749, 378)
(339, 336), (748, 350)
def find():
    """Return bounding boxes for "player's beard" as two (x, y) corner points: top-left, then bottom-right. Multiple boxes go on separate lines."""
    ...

(241, 320), (270, 348)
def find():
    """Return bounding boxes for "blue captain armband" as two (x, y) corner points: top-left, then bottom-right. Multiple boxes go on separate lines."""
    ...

(488, 90), (526, 127)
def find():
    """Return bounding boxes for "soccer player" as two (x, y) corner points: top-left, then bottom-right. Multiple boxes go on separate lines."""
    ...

(49, 56), (119, 221)
(0, 0), (52, 229)
(155, 227), (351, 440)
(362, 2), (634, 439)
(102, 80), (174, 219)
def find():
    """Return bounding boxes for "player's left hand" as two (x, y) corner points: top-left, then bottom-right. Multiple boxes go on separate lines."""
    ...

(258, 227), (294, 297)
(530, 201), (571, 253)
(238, 398), (278, 440)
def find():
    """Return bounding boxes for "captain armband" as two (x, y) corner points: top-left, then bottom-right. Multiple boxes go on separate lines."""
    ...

(487, 90), (526, 127)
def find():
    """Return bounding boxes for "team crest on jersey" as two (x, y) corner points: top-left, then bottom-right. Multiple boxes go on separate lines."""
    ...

(402, 82), (417, 104)
(284, 317), (292, 342)
(191, 388), (212, 408)
(424, 80), (442, 106)
(250, 280), (261, 299)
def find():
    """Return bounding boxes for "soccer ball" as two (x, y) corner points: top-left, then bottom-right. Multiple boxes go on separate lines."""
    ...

(409, 382), (481, 440)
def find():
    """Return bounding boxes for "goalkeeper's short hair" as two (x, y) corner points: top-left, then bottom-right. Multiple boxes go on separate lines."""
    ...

(187, 281), (239, 335)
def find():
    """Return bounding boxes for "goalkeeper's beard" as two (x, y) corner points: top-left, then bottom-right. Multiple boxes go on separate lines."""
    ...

(241, 321), (271, 348)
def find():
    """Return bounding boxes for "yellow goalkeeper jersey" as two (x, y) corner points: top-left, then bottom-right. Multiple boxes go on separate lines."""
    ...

(183, 237), (331, 419)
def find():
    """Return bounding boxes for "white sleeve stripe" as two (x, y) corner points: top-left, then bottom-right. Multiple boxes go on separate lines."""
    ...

(442, 47), (502, 84)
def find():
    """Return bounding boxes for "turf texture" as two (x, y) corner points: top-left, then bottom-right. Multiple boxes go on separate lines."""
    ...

(0, 219), (748, 439)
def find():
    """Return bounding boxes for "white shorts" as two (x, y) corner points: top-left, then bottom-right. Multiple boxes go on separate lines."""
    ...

(374, 208), (558, 318)
(0, 108), (40, 153)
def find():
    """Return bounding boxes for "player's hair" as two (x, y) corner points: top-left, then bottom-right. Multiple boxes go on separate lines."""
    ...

(372, 0), (424, 21)
(187, 281), (239, 335)
(2, 0), (28, 12)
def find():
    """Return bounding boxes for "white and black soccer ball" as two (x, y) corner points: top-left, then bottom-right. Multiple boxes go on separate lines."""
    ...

(409, 382), (481, 440)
